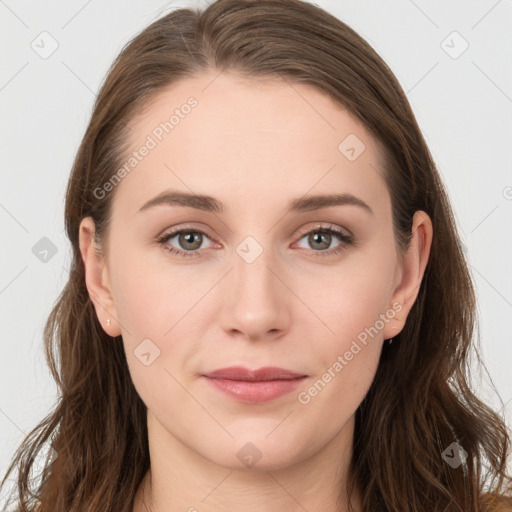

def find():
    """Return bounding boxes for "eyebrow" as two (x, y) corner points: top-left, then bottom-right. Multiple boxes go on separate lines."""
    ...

(137, 190), (373, 216)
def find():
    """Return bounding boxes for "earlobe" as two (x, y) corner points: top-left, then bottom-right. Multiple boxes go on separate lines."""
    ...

(78, 217), (121, 337)
(382, 210), (433, 340)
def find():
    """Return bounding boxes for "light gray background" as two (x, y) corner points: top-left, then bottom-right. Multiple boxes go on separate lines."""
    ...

(1, 0), (511, 493)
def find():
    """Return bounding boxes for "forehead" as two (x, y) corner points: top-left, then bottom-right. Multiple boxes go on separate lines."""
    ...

(111, 71), (387, 217)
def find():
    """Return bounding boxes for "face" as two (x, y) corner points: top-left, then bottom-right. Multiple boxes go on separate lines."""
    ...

(80, 70), (428, 472)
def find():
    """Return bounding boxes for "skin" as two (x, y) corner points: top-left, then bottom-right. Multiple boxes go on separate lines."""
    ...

(79, 70), (432, 512)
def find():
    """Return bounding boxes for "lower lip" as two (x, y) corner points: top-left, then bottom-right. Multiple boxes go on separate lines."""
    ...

(203, 376), (306, 404)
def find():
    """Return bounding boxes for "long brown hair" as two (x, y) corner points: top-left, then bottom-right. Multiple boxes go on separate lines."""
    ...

(2, 1), (511, 510)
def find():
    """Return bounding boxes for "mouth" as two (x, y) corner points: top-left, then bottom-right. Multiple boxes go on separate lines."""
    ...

(201, 366), (308, 404)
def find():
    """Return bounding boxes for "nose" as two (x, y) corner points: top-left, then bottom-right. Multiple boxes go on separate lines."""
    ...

(218, 242), (291, 342)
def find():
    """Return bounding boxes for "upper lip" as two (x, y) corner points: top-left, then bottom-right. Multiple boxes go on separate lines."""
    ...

(203, 366), (307, 381)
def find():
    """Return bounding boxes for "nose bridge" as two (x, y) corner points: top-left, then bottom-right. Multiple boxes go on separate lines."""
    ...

(220, 233), (289, 339)
(234, 241), (273, 296)
(233, 233), (280, 305)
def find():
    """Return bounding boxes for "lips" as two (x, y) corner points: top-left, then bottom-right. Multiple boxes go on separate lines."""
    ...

(203, 366), (306, 381)
(202, 366), (308, 404)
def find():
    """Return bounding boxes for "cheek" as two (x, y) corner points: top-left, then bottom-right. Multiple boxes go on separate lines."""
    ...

(298, 242), (396, 390)
(108, 244), (209, 385)
(109, 241), (199, 335)
(293, 266), (391, 427)
(308, 248), (396, 344)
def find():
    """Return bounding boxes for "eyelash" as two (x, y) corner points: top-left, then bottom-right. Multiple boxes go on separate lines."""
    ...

(156, 224), (354, 259)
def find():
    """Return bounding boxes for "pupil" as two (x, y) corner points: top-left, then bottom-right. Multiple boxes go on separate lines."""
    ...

(182, 232), (200, 249)
(311, 232), (330, 250)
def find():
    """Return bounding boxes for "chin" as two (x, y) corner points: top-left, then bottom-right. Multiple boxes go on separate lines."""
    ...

(200, 432), (311, 472)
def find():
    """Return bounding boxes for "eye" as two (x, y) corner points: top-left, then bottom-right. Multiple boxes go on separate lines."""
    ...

(157, 227), (214, 258)
(294, 224), (353, 257)
(156, 224), (354, 258)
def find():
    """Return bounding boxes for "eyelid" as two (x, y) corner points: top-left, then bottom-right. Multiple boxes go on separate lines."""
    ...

(293, 222), (352, 240)
(157, 223), (216, 241)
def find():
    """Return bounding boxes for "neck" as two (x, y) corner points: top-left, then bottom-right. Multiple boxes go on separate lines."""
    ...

(133, 412), (362, 512)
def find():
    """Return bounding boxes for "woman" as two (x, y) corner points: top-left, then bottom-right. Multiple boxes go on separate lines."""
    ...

(2, 0), (511, 510)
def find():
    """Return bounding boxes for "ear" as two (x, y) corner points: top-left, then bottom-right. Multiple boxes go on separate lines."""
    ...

(78, 217), (121, 337)
(382, 210), (433, 340)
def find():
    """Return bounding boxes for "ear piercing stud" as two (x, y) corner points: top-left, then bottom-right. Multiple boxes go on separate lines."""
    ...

(106, 318), (111, 326)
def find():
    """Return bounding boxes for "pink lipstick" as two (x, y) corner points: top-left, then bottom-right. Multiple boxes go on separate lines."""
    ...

(202, 366), (307, 404)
